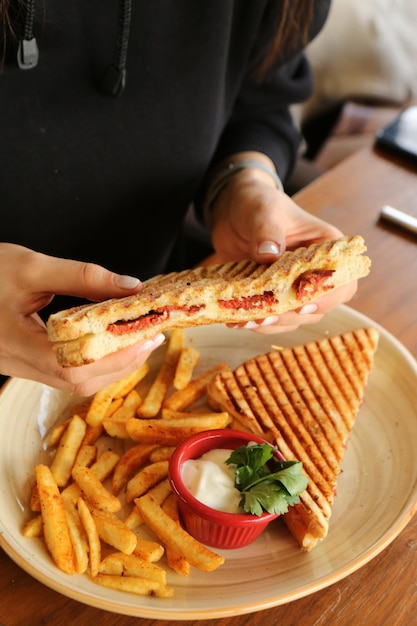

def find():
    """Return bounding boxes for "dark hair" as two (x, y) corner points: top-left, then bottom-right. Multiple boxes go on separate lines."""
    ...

(256, 0), (315, 79)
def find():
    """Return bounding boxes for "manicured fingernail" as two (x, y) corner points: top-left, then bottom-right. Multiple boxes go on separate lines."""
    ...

(260, 316), (280, 327)
(243, 321), (259, 329)
(299, 303), (318, 315)
(258, 241), (280, 255)
(136, 334), (165, 353)
(115, 274), (141, 289)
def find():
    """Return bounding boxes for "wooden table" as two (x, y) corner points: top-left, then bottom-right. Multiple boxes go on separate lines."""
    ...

(1, 146), (416, 626)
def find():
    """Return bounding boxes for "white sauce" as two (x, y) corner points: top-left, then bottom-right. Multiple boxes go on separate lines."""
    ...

(181, 448), (241, 513)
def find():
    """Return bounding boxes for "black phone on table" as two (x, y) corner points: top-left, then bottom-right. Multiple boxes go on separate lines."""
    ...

(375, 104), (417, 165)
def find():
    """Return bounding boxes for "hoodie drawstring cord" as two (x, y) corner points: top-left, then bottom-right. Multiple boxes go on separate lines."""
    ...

(102, 0), (132, 96)
(17, 0), (132, 98)
(17, 0), (39, 70)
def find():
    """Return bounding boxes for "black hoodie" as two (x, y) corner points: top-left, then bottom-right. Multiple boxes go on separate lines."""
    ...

(1, 1), (330, 285)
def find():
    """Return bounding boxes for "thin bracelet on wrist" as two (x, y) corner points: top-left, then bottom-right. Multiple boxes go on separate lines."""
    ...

(202, 159), (284, 228)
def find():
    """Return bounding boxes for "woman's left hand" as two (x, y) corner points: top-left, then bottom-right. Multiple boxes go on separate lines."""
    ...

(209, 159), (358, 334)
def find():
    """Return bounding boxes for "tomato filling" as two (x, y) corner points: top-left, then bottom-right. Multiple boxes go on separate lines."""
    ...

(107, 305), (202, 334)
(218, 291), (277, 309)
(293, 269), (334, 300)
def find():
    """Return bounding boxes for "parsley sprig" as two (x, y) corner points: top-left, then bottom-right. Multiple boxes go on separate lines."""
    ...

(226, 443), (308, 516)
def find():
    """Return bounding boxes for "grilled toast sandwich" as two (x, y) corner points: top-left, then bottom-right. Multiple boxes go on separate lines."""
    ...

(206, 327), (380, 551)
(47, 236), (370, 367)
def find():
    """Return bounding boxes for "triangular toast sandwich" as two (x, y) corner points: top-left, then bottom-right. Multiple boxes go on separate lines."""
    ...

(206, 327), (380, 551)
(47, 236), (370, 367)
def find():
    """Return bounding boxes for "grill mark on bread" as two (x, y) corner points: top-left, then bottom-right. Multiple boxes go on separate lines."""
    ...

(206, 327), (380, 551)
(47, 236), (372, 366)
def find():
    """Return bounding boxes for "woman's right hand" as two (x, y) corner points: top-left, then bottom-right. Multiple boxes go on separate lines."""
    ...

(0, 243), (165, 396)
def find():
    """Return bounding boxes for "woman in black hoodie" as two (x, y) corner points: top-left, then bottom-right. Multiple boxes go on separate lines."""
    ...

(0, 0), (354, 394)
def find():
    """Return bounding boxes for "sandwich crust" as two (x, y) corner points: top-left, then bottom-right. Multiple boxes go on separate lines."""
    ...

(47, 236), (371, 367)
(206, 327), (380, 551)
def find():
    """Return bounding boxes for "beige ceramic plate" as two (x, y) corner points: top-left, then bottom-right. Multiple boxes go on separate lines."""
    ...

(1, 305), (417, 620)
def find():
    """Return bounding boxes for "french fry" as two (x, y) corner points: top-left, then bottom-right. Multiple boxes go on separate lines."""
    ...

(163, 362), (230, 411)
(85, 365), (148, 426)
(74, 444), (97, 468)
(162, 493), (190, 576)
(72, 465), (121, 513)
(135, 477), (172, 507)
(30, 484), (40, 512)
(136, 493), (225, 572)
(105, 397), (124, 418)
(89, 508), (137, 555)
(112, 444), (158, 495)
(161, 408), (228, 420)
(103, 389), (142, 439)
(94, 573), (173, 598)
(35, 464), (75, 575)
(49, 414), (87, 487)
(61, 450), (120, 504)
(133, 535), (165, 563)
(113, 363), (150, 399)
(63, 498), (89, 574)
(125, 460), (169, 504)
(77, 497), (101, 578)
(21, 515), (43, 538)
(149, 446), (175, 462)
(98, 552), (166, 584)
(85, 372), (138, 428)
(82, 422), (104, 446)
(124, 504), (144, 530)
(173, 346), (200, 390)
(85, 386), (116, 428)
(47, 418), (70, 448)
(125, 413), (231, 446)
(137, 329), (184, 418)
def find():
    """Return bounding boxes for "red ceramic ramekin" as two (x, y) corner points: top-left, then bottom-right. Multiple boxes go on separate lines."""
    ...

(168, 428), (284, 549)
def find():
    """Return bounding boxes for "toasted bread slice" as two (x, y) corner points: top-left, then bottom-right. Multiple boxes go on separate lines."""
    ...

(47, 236), (370, 367)
(206, 327), (380, 551)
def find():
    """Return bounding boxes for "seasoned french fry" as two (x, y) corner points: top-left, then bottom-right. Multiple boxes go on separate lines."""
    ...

(85, 372), (137, 428)
(136, 493), (224, 572)
(161, 408), (228, 420)
(125, 460), (169, 504)
(98, 552), (166, 584)
(35, 464), (75, 575)
(173, 346), (200, 390)
(61, 450), (120, 503)
(163, 362), (230, 411)
(125, 412), (231, 446)
(77, 497), (101, 578)
(47, 418), (70, 448)
(149, 446), (175, 462)
(105, 397), (124, 418)
(21, 515), (43, 538)
(124, 504), (144, 529)
(63, 498), (89, 574)
(133, 535), (165, 563)
(72, 465), (121, 513)
(162, 493), (190, 576)
(49, 414), (87, 487)
(85, 386), (116, 428)
(136, 477), (172, 506)
(89, 508), (137, 555)
(137, 329), (184, 418)
(103, 390), (142, 439)
(82, 422), (105, 446)
(74, 444), (97, 468)
(112, 444), (158, 495)
(94, 573), (173, 598)
(30, 484), (40, 512)
(113, 363), (150, 399)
